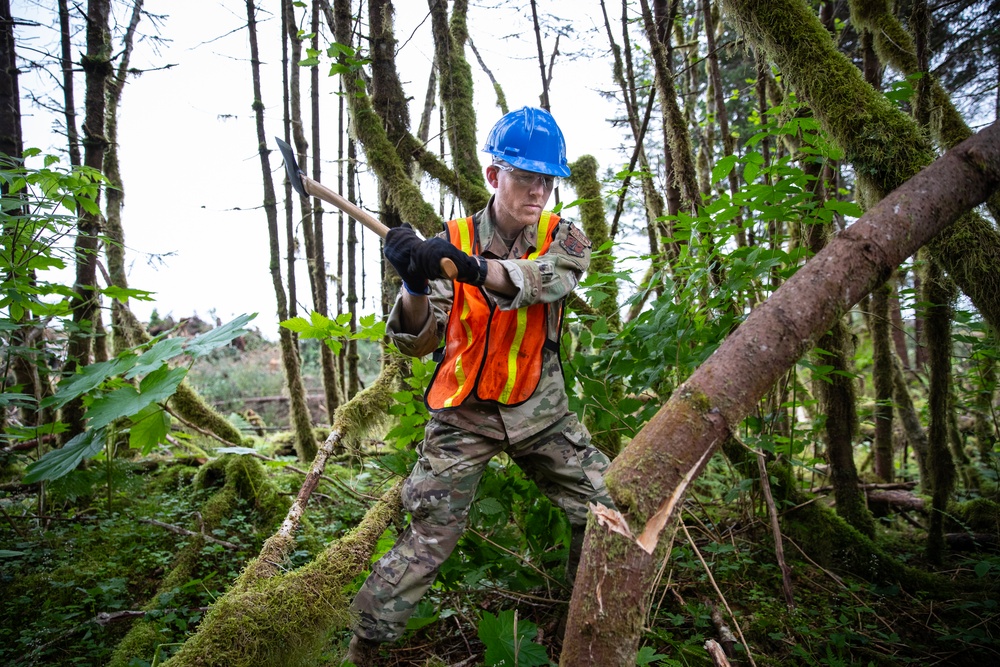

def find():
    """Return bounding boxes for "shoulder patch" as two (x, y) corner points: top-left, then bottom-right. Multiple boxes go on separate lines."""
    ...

(560, 223), (591, 258)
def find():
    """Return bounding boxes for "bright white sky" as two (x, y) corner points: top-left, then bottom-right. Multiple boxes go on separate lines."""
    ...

(18, 0), (637, 337)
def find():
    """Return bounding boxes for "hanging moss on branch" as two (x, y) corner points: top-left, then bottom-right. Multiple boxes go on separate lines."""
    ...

(721, 0), (1000, 334)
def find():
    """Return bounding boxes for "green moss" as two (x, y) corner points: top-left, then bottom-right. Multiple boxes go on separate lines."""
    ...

(160, 482), (402, 667)
(723, 0), (1000, 333)
(949, 497), (1000, 534)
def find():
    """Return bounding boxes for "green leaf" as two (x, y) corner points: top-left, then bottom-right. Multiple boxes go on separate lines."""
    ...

(100, 285), (155, 302)
(712, 155), (738, 184)
(478, 609), (549, 667)
(476, 497), (505, 515)
(42, 356), (138, 410)
(23, 428), (105, 484)
(0, 550), (26, 558)
(636, 645), (669, 665)
(975, 560), (992, 578)
(184, 314), (255, 357)
(127, 338), (187, 378)
(129, 404), (171, 454)
(86, 366), (186, 430)
(823, 198), (863, 218)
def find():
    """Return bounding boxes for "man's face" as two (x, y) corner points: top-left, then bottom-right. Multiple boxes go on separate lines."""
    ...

(486, 163), (557, 230)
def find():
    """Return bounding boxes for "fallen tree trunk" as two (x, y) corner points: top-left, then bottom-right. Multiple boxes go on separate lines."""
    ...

(559, 122), (1000, 666)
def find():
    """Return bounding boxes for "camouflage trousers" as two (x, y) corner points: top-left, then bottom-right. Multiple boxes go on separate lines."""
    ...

(351, 412), (614, 642)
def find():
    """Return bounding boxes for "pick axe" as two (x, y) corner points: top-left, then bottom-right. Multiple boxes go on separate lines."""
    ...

(274, 137), (456, 279)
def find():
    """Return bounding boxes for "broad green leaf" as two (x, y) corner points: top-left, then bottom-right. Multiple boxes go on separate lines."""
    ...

(127, 338), (186, 378)
(712, 154), (738, 184)
(100, 285), (155, 302)
(183, 313), (255, 357)
(823, 198), (863, 218)
(129, 404), (171, 454)
(42, 356), (137, 410)
(86, 366), (186, 430)
(23, 428), (105, 484)
(476, 497), (504, 515)
(280, 316), (311, 333)
(0, 550), (26, 558)
(478, 610), (549, 667)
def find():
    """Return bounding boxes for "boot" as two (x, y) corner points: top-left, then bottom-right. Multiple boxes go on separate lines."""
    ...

(343, 633), (381, 667)
(566, 523), (586, 586)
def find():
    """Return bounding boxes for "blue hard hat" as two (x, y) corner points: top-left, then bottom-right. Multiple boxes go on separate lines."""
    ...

(482, 106), (571, 177)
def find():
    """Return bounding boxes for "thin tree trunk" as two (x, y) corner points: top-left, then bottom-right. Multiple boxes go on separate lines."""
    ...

(701, 0), (744, 240)
(639, 0), (700, 215)
(889, 274), (910, 370)
(891, 351), (930, 487)
(57, 0), (81, 167)
(923, 257), (956, 564)
(529, 0), (550, 111)
(428, 0), (482, 198)
(871, 281), (895, 481)
(309, 0), (340, 421)
(246, 0), (316, 461)
(560, 121), (1000, 667)
(63, 0), (113, 441)
(104, 0), (143, 358)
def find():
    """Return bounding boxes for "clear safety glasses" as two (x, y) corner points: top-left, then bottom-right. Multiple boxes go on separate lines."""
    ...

(494, 163), (558, 190)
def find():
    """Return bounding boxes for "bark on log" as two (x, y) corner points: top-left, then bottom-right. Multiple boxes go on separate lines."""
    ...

(559, 123), (1000, 667)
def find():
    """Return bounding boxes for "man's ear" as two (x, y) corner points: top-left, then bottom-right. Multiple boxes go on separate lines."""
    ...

(485, 164), (500, 188)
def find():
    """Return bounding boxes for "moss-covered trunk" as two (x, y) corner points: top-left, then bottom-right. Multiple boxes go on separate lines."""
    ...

(246, 0), (316, 460)
(722, 0), (1000, 335)
(923, 257), (957, 563)
(560, 122), (1000, 667)
(870, 281), (895, 482)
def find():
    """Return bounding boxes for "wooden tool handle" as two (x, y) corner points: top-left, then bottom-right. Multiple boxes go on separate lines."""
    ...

(301, 174), (458, 280)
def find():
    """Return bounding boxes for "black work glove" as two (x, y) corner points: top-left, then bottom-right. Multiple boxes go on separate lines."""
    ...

(412, 237), (488, 287)
(383, 223), (428, 294)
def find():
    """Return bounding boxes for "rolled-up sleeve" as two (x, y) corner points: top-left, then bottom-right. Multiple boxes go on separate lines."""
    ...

(491, 222), (590, 311)
(386, 279), (454, 358)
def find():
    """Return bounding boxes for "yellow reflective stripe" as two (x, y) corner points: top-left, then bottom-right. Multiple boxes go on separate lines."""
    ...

(500, 306), (529, 403)
(442, 218), (476, 408)
(528, 211), (552, 260)
(443, 291), (475, 408)
(457, 216), (473, 254)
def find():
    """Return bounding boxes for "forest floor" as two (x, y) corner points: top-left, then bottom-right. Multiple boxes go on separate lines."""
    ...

(2, 440), (998, 667)
(2, 340), (999, 666)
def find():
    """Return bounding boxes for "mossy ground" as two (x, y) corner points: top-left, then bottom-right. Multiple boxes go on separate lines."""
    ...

(2, 442), (998, 666)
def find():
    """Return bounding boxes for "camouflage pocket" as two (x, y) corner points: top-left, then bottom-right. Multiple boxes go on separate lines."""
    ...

(372, 550), (410, 586)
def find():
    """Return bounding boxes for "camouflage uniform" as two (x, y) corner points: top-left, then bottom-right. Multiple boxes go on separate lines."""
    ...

(352, 197), (615, 642)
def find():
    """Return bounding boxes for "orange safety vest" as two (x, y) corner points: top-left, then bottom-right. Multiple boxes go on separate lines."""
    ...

(426, 212), (563, 411)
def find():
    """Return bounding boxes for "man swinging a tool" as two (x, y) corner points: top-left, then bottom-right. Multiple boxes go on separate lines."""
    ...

(344, 107), (615, 666)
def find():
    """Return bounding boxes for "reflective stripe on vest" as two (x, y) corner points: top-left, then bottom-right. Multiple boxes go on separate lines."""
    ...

(426, 212), (561, 411)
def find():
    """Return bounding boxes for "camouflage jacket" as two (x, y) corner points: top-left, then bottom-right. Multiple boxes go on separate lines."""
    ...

(386, 196), (592, 443)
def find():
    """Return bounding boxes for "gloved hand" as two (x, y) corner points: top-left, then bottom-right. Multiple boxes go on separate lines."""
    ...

(412, 237), (488, 286)
(383, 223), (428, 294)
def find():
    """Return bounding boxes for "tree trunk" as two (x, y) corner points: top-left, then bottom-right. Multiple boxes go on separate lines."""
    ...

(923, 257), (956, 564)
(639, 0), (700, 216)
(246, 0), (316, 461)
(428, 0), (483, 200)
(871, 281), (895, 481)
(104, 0), (143, 358)
(560, 121), (1000, 667)
(57, 0), (81, 168)
(63, 0), (112, 441)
